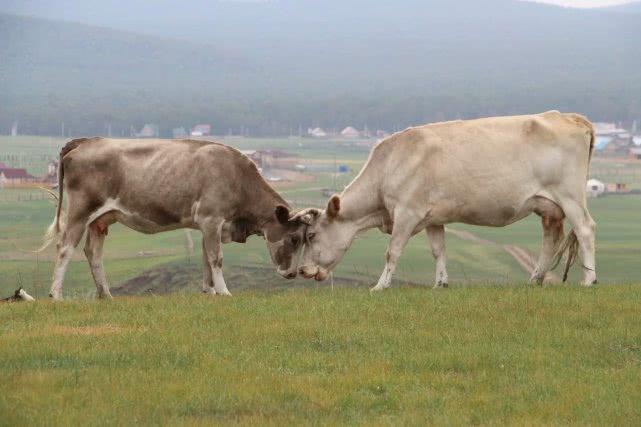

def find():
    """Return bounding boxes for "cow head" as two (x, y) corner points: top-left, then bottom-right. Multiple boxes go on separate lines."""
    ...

(263, 205), (309, 279)
(293, 195), (355, 281)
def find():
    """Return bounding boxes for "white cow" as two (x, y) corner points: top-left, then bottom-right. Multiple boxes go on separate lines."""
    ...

(295, 111), (596, 289)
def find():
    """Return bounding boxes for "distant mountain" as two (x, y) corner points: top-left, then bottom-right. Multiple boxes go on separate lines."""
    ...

(1, 1), (641, 136)
(0, 13), (261, 135)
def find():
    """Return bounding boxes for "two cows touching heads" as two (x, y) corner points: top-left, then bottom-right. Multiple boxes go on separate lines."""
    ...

(45, 112), (598, 300)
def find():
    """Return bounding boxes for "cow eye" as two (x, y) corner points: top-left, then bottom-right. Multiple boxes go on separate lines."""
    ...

(307, 233), (316, 242)
(290, 235), (300, 246)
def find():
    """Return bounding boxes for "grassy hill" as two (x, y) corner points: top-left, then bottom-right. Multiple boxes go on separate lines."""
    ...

(2, 287), (640, 424)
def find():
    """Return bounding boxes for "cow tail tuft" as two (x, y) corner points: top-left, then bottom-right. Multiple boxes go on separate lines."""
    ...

(550, 230), (579, 282)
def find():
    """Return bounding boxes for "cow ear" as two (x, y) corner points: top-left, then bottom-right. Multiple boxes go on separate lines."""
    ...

(275, 205), (290, 225)
(327, 195), (341, 219)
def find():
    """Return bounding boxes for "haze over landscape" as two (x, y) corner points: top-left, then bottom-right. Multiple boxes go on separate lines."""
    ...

(3, 3), (641, 423)
(1, 0), (641, 136)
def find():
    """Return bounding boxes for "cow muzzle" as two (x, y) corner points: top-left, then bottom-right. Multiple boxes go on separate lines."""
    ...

(277, 268), (298, 280)
(299, 265), (328, 281)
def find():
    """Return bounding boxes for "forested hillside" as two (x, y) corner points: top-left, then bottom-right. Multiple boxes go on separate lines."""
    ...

(1, 0), (641, 136)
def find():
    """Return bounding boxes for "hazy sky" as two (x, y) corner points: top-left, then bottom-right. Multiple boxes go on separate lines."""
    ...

(532, 0), (636, 7)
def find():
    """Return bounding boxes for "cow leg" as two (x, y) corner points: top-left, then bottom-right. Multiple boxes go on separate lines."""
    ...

(83, 223), (112, 299)
(426, 225), (448, 289)
(201, 219), (231, 296)
(559, 199), (597, 286)
(530, 215), (564, 286)
(201, 239), (215, 295)
(49, 219), (86, 300)
(371, 212), (420, 292)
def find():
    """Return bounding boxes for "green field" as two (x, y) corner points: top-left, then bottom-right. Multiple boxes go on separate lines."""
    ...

(2, 287), (641, 425)
(2, 136), (641, 425)
(2, 135), (641, 297)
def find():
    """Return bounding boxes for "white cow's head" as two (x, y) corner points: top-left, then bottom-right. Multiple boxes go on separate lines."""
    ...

(292, 196), (355, 281)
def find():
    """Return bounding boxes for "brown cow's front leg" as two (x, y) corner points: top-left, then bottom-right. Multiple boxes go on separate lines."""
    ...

(201, 239), (215, 295)
(201, 218), (232, 296)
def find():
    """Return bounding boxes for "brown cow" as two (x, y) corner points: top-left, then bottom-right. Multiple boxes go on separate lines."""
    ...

(39, 137), (308, 300)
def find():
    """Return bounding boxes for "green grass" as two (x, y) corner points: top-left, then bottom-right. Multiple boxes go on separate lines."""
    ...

(1, 286), (640, 425)
(3, 194), (641, 298)
(2, 135), (641, 296)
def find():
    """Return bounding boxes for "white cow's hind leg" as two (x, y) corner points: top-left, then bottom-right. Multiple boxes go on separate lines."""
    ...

(371, 212), (420, 292)
(530, 215), (564, 286)
(201, 239), (216, 295)
(202, 219), (232, 296)
(426, 225), (448, 288)
(559, 199), (597, 286)
(83, 224), (112, 299)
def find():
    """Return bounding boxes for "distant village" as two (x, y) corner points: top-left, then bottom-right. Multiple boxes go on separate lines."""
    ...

(2, 120), (641, 197)
(132, 122), (389, 142)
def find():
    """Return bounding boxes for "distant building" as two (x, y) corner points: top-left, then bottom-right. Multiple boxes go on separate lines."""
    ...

(137, 124), (159, 138)
(308, 127), (327, 138)
(340, 126), (361, 139)
(606, 183), (628, 193)
(43, 160), (59, 184)
(594, 122), (628, 137)
(586, 179), (605, 198)
(191, 124), (212, 137)
(594, 136), (613, 151)
(172, 127), (188, 139)
(376, 130), (390, 139)
(0, 167), (35, 187)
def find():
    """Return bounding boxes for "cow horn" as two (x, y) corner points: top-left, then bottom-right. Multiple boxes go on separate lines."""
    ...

(290, 208), (321, 225)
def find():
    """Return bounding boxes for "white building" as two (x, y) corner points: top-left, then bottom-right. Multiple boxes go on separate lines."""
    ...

(308, 127), (327, 138)
(586, 179), (605, 198)
(340, 126), (361, 139)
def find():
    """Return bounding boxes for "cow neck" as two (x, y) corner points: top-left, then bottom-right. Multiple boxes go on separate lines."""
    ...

(245, 179), (289, 232)
(337, 168), (385, 233)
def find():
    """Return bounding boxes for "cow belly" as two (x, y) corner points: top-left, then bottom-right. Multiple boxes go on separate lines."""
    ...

(113, 211), (187, 234)
(87, 199), (192, 235)
(428, 190), (543, 227)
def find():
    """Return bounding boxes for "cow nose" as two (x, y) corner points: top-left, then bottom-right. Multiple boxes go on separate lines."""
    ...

(286, 272), (297, 279)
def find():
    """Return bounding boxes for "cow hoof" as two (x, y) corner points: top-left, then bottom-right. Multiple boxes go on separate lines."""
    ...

(370, 285), (385, 293)
(49, 293), (63, 301)
(216, 289), (232, 296)
(97, 292), (113, 300)
(433, 282), (448, 289)
(581, 280), (597, 287)
(202, 288), (216, 296)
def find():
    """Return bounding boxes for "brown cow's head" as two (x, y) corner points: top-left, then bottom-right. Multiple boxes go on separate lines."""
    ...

(263, 205), (309, 279)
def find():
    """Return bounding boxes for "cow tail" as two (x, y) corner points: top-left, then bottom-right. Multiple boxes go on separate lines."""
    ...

(549, 230), (579, 282)
(549, 114), (593, 281)
(36, 158), (66, 252)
